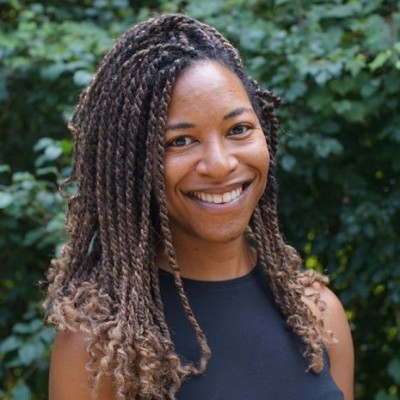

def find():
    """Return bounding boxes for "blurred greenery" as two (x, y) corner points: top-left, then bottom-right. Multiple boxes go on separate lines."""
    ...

(1, 0), (399, 399)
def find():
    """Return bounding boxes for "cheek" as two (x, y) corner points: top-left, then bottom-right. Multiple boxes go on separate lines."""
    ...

(163, 155), (190, 194)
(252, 137), (270, 178)
(254, 146), (270, 201)
(163, 163), (176, 196)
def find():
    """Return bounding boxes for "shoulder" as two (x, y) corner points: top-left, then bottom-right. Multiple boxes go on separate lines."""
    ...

(49, 329), (115, 400)
(303, 283), (351, 345)
(303, 283), (354, 400)
(304, 283), (348, 332)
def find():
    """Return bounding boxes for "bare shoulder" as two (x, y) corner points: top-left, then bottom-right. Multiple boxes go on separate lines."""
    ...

(304, 283), (355, 400)
(49, 329), (115, 400)
(304, 282), (348, 329)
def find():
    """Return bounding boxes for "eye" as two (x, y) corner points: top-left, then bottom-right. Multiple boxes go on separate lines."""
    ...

(168, 136), (194, 147)
(229, 124), (251, 136)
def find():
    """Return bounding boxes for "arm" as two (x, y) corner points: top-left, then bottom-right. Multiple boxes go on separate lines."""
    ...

(304, 284), (354, 400)
(49, 330), (115, 400)
(319, 286), (354, 400)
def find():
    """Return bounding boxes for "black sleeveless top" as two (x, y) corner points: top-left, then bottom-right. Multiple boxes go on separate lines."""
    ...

(159, 266), (344, 400)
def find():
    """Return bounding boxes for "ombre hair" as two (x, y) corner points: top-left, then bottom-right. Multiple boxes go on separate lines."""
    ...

(45, 14), (330, 400)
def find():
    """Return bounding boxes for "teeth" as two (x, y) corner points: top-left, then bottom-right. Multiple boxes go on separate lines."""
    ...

(191, 187), (243, 204)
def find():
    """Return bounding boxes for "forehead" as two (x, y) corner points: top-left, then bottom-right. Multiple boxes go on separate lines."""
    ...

(168, 61), (252, 115)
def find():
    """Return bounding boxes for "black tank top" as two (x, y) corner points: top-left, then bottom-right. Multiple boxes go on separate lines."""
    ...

(159, 266), (344, 400)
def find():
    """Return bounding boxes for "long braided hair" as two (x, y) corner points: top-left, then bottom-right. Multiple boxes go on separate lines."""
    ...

(45, 13), (331, 400)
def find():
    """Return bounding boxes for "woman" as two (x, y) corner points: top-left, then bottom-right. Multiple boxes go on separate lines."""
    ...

(47, 14), (354, 400)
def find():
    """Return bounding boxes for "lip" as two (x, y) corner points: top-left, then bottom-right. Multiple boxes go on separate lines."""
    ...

(184, 181), (252, 207)
(190, 187), (242, 204)
(184, 181), (251, 195)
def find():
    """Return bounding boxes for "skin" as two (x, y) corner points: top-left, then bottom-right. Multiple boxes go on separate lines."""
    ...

(159, 60), (268, 280)
(305, 284), (355, 400)
(49, 60), (354, 400)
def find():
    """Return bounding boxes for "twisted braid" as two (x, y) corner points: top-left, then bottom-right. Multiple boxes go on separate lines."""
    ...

(152, 62), (212, 376)
(45, 13), (332, 399)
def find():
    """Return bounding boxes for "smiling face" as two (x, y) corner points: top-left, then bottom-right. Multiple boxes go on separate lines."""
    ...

(163, 60), (269, 246)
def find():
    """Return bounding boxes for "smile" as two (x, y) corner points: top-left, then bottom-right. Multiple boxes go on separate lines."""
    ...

(189, 186), (243, 204)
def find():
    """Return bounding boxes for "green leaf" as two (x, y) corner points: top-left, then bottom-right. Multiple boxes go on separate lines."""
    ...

(388, 358), (400, 383)
(73, 70), (93, 87)
(36, 166), (58, 176)
(345, 54), (366, 76)
(36, 190), (56, 208)
(313, 3), (361, 19)
(315, 138), (344, 158)
(38, 327), (56, 344)
(332, 100), (352, 115)
(0, 191), (13, 209)
(281, 154), (296, 171)
(0, 335), (23, 354)
(330, 77), (355, 96)
(12, 323), (32, 334)
(18, 343), (38, 365)
(34, 137), (54, 152)
(20, 226), (44, 245)
(12, 172), (35, 184)
(44, 144), (63, 161)
(61, 139), (73, 154)
(30, 318), (44, 331)
(13, 319), (43, 334)
(0, 164), (11, 173)
(11, 382), (31, 400)
(369, 50), (392, 71)
(41, 63), (70, 81)
(186, 0), (226, 18)
(285, 81), (307, 102)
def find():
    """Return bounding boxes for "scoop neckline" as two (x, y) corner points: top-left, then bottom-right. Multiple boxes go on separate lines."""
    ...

(158, 265), (261, 290)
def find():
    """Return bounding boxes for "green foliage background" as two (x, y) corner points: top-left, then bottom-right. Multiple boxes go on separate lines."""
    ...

(1, 0), (399, 399)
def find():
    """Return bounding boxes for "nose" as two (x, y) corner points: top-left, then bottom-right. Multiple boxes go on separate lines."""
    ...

(195, 137), (239, 179)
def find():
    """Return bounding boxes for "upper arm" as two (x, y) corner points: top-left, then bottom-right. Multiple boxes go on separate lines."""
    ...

(49, 330), (115, 400)
(315, 286), (355, 400)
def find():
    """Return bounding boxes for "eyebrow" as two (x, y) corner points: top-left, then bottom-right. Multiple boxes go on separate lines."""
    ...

(223, 107), (254, 120)
(166, 107), (254, 131)
(166, 122), (196, 131)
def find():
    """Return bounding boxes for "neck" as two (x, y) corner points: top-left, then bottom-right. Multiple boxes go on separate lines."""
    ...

(157, 234), (256, 281)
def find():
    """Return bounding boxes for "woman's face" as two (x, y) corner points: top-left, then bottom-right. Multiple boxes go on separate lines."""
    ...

(163, 60), (269, 245)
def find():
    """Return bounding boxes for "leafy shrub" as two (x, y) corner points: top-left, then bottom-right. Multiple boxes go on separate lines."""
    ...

(0, 138), (71, 400)
(1, 1), (399, 399)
